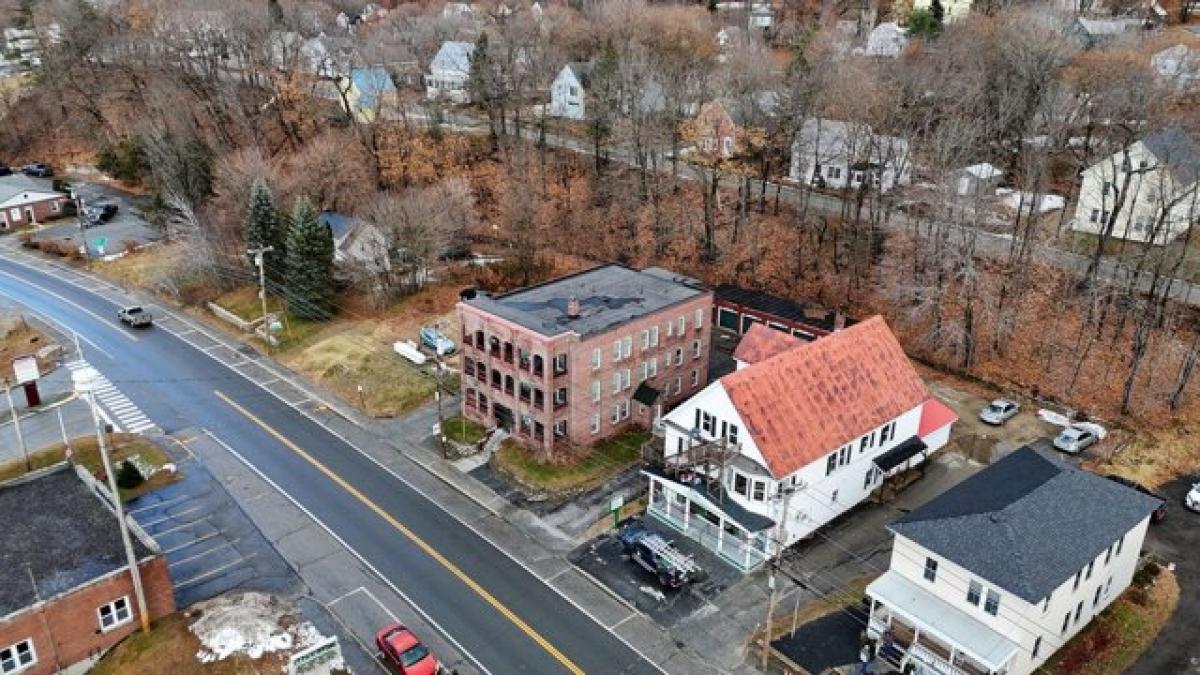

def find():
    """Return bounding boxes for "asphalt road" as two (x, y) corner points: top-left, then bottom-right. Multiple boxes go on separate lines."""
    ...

(0, 256), (661, 675)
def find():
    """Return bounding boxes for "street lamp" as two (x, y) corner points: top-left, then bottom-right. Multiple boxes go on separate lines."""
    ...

(72, 367), (151, 633)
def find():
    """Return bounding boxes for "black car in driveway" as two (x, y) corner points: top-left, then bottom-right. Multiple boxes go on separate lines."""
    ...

(1106, 474), (1168, 523)
(85, 202), (118, 226)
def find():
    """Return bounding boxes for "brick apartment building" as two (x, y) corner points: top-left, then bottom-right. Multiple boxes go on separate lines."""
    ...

(458, 264), (714, 451)
(0, 464), (175, 675)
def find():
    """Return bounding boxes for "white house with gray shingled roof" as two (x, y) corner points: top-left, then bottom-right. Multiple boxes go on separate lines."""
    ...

(1071, 127), (1200, 244)
(866, 446), (1162, 675)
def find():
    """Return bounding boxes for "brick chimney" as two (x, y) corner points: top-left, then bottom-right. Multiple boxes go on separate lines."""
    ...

(566, 296), (581, 318)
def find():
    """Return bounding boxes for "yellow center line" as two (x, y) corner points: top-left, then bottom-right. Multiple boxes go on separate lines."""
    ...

(213, 390), (584, 675)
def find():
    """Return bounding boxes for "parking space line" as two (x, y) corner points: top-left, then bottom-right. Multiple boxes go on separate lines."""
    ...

(129, 493), (192, 515)
(168, 540), (238, 569)
(140, 503), (208, 529)
(152, 517), (212, 538)
(545, 567), (571, 582)
(163, 531), (221, 556)
(607, 614), (635, 631)
(175, 554), (255, 589)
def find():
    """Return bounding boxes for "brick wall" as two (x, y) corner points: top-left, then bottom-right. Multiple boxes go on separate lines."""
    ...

(0, 556), (175, 674)
(0, 196), (68, 229)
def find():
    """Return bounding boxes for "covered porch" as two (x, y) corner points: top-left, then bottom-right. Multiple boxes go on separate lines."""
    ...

(866, 571), (1018, 675)
(645, 469), (773, 572)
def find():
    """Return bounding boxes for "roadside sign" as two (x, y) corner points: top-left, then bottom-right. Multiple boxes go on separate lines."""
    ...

(610, 495), (624, 512)
(432, 422), (441, 435)
(94, 238), (107, 255)
(12, 355), (38, 384)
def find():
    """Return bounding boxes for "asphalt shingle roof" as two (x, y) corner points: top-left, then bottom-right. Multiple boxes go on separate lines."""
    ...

(464, 264), (707, 338)
(721, 316), (931, 478)
(890, 446), (1163, 603)
(731, 323), (802, 365)
(430, 41), (475, 75)
(348, 66), (396, 110)
(0, 467), (153, 617)
(0, 175), (58, 203)
(1141, 126), (1200, 185)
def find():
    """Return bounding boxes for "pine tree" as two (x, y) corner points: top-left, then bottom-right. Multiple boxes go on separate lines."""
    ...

(930, 0), (945, 28)
(245, 179), (286, 284)
(267, 0), (284, 24)
(284, 199), (335, 321)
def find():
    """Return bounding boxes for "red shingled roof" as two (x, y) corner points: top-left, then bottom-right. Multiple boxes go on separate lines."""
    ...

(721, 316), (930, 478)
(732, 323), (804, 365)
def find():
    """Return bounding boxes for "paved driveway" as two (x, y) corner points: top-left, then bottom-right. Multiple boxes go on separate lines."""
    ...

(32, 180), (158, 256)
(1130, 475), (1200, 675)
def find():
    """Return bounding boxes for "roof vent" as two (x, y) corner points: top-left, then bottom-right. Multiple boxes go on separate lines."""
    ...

(566, 296), (581, 318)
(989, 512), (1004, 524)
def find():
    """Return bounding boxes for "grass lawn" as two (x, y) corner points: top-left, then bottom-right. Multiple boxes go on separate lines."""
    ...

(494, 429), (651, 493)
(92, 612), (290, 675)
(0, 434), (179, 501)
(211, 286), (324, 351)
(1045, 565), (1179, 675)
(92, 242), (183, 288)
(443, 415), (487, 444)
(1095, 421), (1200, 489)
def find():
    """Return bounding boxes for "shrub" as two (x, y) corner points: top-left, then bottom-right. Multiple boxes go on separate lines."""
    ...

(115, 460), (144, 489)
(96, 138), (147, 184)
(18, 233), (34, 248)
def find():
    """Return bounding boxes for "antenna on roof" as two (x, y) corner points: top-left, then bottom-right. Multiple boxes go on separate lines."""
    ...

(566, 296), (581, 318)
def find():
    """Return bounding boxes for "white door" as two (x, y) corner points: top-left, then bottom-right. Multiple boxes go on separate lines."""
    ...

(9, 207), (20, 222)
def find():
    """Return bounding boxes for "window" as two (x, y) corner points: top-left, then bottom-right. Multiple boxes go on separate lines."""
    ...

(831, 489), (839, 502)
(677, 316), (686, 334)
(879, 422), (895, 444)
(622, 336), (633, 358)
(728, 424), (739, 446)
(674, 376), (682, 395)
(99, 596), (132, 631)
(1043, 593), (1052, 613)
(1090, 208), (1100, 223)
(966, 580), (982, 606)
(666, 319), (674, 337)
(1085, 560), (1094, 580)
(692, 339), (702, 358)
(839, 445), (851, 466)
(1102, 180), (1112, 196)
(591, 414), (600, 434)
(752, 480), (766, 501)
(554, 353), (568, 373)
(826, 454), (838, 476)
(863, 467), (876, 489)
(621, 369), (631, 390)
(1073, 601), (1083, 624)
(641, 329), (651, 350)
(650, 326), (659, 347)
(1073, 570), (1082, 590)
(0, 640), (33, 674)
(691, 368), (700, 387)
(984, 589), (1000, 616)
(620, 399), (630, 419)
(695, 308), (703, 330)
(611, 403), (622, 423)
(554, 387), (568, 405)
(613, 372), (622, 394)
(1092, 585), (1102, 608)
(1033, 636), (1042, 659)
(554, 420), (567, 437)
(859, 433), (874, 453)
(1115, 534), (1124, 556)
(648, 357), (658, 378)
(1104, 544), (1113, 565)
(592, 348), (602, 369)
(592, 381), (601, 402)
(613, 340), (622, 359)
(569, 85), (578, 96)
(701, 411), (715, 435)
(1061, 612), (1071, 634)
(923, 557), (938, 583)
(733, 473), (749, 497)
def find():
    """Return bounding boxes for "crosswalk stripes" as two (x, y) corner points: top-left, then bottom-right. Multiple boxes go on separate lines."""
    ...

(65, 360), (157, 434)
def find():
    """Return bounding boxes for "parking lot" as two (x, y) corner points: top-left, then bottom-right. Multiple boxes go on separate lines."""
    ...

(30, 179), (159, 256)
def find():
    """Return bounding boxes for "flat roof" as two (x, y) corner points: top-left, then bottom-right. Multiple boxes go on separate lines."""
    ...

(464, 264), (707, 338)
(0, 466), (153, 617)
(714, 284), (846, 332)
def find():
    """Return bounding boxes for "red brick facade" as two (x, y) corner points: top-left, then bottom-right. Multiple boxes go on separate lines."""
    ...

(0, 557), (175, 674)
(0, 195), (68, 229)
(459, 293), (713, 451)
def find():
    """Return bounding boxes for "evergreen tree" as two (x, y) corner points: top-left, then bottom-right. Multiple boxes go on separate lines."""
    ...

(284, 199), (335, 321)
(267, 0), (284, 24)
(245, 179), (286, 284)
(906, 8), (941, 38)
(587, 39), (620, 171)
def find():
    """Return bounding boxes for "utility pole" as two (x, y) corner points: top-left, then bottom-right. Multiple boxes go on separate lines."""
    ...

(73, 368), (150, 633)
(4, 381), (30, 471)
(248, 246), (274, 352)
(433, 320), (448, 458)
(761, 485), (794, 671)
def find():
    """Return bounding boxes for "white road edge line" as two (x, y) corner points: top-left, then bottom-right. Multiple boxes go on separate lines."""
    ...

(0, 268), (137, 344)
(203, 430), (495, 675)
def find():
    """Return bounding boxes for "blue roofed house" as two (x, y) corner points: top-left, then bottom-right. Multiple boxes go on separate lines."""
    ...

(865, 446), (1163, 675)
(426, 41), (475, 103)
(318, 211), (390, 276)
(338, 66), (398, 122)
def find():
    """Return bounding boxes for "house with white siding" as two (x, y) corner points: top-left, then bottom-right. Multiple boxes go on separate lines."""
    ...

(426, 41), (475, 103)
(866, 446), (1162, 675)
(790, 118), (912, 193)
(548, 62), (593, 120)
(647, 319), (957, 571)
(1070, 127), (1200, 244)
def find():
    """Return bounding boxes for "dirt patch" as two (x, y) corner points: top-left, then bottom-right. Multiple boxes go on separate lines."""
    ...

(0, 313), (54, 372)
(1090, 423), (1200, 489)
(492, 429), (650, 496)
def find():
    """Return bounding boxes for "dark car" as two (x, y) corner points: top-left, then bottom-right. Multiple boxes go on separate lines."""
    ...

(1105, 474), (1167, 523)
(618, 521), (704, 588)
(21, 163), (52, 177)
(0, 165), (12, 176)
(91, 203), (118, 222)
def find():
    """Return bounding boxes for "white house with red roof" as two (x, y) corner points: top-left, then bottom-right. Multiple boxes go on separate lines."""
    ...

(648, 319), (957, 571)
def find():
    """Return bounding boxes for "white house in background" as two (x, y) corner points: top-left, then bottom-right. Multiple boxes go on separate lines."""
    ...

(953, 162), (1004, 197)
(1151, 44), (1200, 90)
(864, 22), (908, 58)
(866, 446), (1162, 675)
(912, 0), (973, 21)
(426, 41), (475, 102)
(790, 118), (912, 193)
(548, 62), (594, 120)
(648, 319), (958, 571)
(1071, 127), (1200, 244)
(442, 2), (476, 19)
(1065, 17), (1142, 49)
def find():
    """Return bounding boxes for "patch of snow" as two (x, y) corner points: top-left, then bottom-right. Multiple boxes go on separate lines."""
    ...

(639, 585), (666, 603)
(1038, 409), (1071, 427)
(997, 190), (1065, 214)
(1075, 421), (1107, 439)
(189, 592), (328, 665)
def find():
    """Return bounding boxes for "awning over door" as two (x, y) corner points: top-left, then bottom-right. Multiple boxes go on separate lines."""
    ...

(873, 436), (927, 473)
